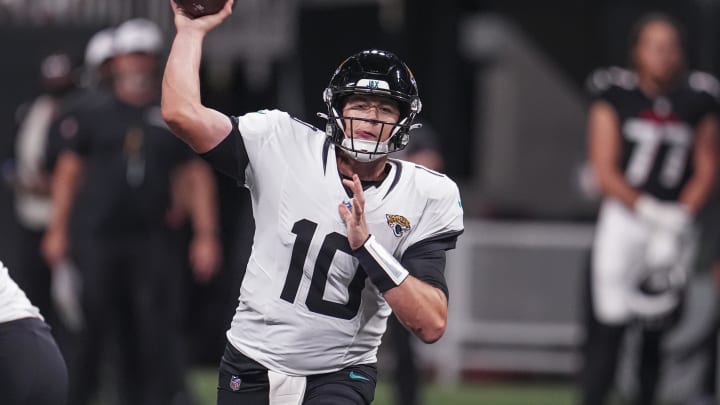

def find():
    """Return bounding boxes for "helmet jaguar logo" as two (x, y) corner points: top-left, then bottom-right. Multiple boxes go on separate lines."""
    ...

(386, 214), (411, 237)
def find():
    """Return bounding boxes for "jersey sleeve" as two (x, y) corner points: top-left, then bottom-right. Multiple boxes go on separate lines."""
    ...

(688, 71), (720, 119)
(398, 172), (464, 298)
(400, 239), (452, 299)
(199, 115), (247, 182)
(586, 66), (636, 108)
(200, 109), (296, 183)
(235, 109), (292, 158)
(406, 173), (464, 248)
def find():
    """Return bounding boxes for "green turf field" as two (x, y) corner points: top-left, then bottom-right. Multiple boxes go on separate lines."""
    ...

(188, 368), (577, 405)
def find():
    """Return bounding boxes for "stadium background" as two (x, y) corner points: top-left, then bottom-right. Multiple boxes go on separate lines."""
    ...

(1, 0), (720, 404)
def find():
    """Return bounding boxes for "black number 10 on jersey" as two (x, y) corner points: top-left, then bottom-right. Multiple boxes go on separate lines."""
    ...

(280, 219), (368, 320)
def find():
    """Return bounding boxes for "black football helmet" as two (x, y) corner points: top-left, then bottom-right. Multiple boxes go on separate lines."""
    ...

(319, 49), (422, 162)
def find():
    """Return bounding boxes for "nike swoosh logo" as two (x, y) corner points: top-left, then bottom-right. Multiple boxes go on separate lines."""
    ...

(349, 371), (370, 382)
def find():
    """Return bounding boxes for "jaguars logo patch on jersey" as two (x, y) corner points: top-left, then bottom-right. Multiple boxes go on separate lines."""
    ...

(386, 214), (411, 237)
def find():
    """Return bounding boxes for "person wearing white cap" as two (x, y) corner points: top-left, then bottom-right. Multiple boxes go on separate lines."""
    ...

(82, 27), (115, 89)
(43, 17), (222, 405)
(112, 18), (164, 56)
(111, 18), (165, 102)
(0, 260), (68, 405)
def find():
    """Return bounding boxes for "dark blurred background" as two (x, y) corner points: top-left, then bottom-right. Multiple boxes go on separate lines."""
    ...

(3, 0), (720, 226)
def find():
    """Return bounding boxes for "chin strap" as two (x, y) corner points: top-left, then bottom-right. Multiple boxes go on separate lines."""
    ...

(339, 138), (389, 162)
(317, 111), (421, 162)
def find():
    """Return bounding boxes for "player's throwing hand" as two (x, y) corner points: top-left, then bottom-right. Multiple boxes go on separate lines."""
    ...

(169, 0), (233, 32)
(339, 174), (370, 250)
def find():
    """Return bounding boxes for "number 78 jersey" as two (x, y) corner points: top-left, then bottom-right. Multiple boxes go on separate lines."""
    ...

(224, 109), (464, 376)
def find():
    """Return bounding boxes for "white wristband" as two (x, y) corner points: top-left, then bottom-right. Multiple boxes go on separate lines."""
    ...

(353, 235), (409, 292)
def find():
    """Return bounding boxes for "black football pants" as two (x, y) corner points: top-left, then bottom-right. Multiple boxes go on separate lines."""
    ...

(217, 342), (377, 405)
(580, 262), (664, 405)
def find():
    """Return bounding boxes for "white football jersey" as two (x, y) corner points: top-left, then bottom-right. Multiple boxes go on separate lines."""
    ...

(0, 261), (42, 323)
(226, 109), (463, 375)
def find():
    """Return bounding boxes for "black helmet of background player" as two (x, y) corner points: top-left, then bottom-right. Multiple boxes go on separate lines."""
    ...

(322, 49), (422, 162)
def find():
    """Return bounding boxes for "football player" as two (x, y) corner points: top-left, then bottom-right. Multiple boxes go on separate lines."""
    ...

(0, 260), (68, 405)
(581, 13), (719, 405)
(162, 1), (464, 404)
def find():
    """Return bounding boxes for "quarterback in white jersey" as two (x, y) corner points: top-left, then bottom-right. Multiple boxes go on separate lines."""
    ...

(163, 2), (463, 403)
(223, 109), (462, 374)
(0, 261), (68, 404)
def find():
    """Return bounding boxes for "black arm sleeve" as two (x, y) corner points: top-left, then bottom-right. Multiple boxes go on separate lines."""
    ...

(400, 230), (463, 300)
(199, 115), (248, 183)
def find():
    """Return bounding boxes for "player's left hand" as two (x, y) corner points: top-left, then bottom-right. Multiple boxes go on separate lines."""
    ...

(189, 232), (222, 283)
(339, 174), (370, 250)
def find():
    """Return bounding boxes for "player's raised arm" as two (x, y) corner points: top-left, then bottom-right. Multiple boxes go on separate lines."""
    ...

(161, 0), (235, 153)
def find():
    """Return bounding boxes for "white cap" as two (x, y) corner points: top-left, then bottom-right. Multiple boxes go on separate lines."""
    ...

(84, 27), (115, 68)
(112, 18), (164, 56)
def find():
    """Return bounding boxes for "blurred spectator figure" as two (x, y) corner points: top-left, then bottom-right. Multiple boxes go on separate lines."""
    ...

(0, 259), (68, 405)
(45, 27), (115, 180)
(44, 27), (114, 202)
(57, 26), (115, 114)
(681, 201), (720, 405)
(685, 261), (720, 405)
(581, 13), (719, 405)
(41, 18), (222, 405)
(389, 122), (444, 405)
(80, 26), (115, 89)
(1, 50), (76, 324)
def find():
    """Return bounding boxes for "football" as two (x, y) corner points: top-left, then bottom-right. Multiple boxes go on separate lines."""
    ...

(173, 0), (231, 18)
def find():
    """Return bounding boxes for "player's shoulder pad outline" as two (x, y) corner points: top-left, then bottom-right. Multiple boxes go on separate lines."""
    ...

(586, 66), (638, 95)
(290, 115), (321, 132)
(397, 159), (460, 202)
(687, 71), (720, 100)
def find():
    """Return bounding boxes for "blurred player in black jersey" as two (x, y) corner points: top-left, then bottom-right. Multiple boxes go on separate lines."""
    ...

(580, 13), (719, 405)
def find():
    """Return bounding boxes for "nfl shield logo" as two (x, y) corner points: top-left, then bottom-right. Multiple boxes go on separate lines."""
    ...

(229, 375), (242, 391)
